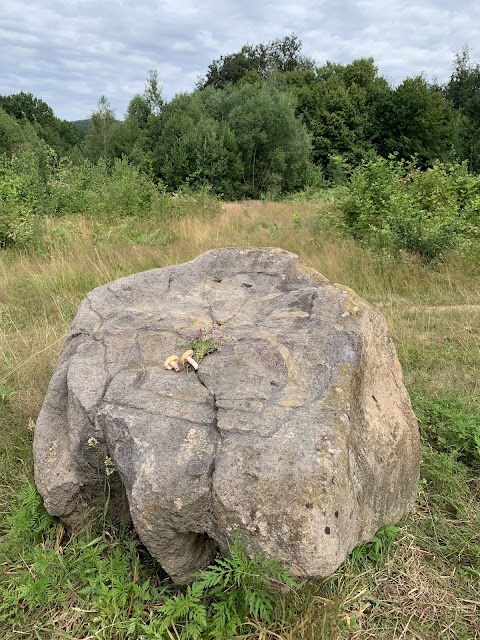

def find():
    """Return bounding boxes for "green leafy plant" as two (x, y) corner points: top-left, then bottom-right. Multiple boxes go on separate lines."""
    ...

(4, 481), (55, 544)
(0, 383), (14, 405)
(0, 149), (48, 247)
(1, 484), (297, 639)
(413, 394), (480, 468)
(349, 525), (401, 568)
(153, 581), (208, 639)
(292, 211), (303, 228)
(0, 483), (167, 636)
(152, 531), (297, 640)
(340, 155), (480, 261)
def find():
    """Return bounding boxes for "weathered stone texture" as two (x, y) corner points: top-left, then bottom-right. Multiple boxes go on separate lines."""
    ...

(34, 248), (420, 583)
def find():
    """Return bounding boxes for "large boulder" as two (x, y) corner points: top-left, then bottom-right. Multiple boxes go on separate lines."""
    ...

(34, 247), (420, 583)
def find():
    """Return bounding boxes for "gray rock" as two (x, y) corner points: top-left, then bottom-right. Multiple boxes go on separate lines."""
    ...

(34, 247), (420, 583)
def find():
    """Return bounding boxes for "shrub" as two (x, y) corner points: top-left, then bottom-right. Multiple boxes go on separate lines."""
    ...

(0, 147), (52, 246)
(47, 157), (157, 218)
(340, 155), (480, 260)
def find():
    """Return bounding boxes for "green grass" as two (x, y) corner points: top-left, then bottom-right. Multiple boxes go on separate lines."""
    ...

(1, 197), (479, 639)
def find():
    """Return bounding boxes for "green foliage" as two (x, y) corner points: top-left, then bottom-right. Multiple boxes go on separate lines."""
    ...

(0, 130), (222, 249)
(340, 155), (480, 260)
(0, 485), (296, 639)
(0, 483), (164, 636)
(4, 481), (55, 544)
(153, 581), (208, 639)
(151, 92), (241, 198)
(0, 91), (82, 155)
(202, 82), (312, 197)
(151, 531), (297, 640)
(147, 82), (312, 198)
(47, 157), (157, 218)
(413, 394), (480, 468)
(71, 118), (91, 137)
(0, 144), (55, 246)
(83, 96), (119, 162)
(144, 69), (165, 116)
(416, 446), (480, 574)
(373, 77), (456, 167)
(279, 59), (383, 176)
(198, 33), (314, 90)
(0, 383), (14, 406)
(445, 46), (480, 172)
(0, 107), (39, 156)
(116, 70), (167, 174)
(349, 525), (401, 567)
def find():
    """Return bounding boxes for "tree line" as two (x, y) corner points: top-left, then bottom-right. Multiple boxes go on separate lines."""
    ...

(2, 36), (480, 198)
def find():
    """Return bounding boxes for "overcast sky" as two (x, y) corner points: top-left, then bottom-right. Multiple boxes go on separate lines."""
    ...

(2, 0), (480, 121)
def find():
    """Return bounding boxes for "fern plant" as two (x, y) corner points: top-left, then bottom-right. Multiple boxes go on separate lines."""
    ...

(1, 486), (297, 639)
(349, 524), (401, 568)
(156, 581), (208, 639)
(150, 531), (297, 640)
(5, 481), (55, 544)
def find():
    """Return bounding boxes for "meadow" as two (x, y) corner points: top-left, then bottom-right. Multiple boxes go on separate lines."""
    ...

(0, 195), (479, 639)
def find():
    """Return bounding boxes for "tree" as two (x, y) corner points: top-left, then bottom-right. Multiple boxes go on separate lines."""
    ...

(202, 83), (312, 196)
(0, 107), (39, 155)
(150, 92), (241, 197)
(144, 69), (164, 116)
(446, 46), (480, 115)
(277, 59), (387, 176)
(445, 46), (480, 171)
(374, 77), (455, 166)
(83, 96), (119, 162)
(115, 95), (152, 168)
(198, 34), (314, 89)
(117, 72), (166, 173)
(0, 91), (55, 128)
(0, 92), (82, 155)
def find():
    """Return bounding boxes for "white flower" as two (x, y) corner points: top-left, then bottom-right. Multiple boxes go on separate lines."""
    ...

(104, 456), (116, 476)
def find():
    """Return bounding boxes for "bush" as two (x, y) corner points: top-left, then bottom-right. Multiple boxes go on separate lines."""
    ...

(47, 157), (157, 218)
(340, 155), (480, 260)
(0, 147), (52, 246)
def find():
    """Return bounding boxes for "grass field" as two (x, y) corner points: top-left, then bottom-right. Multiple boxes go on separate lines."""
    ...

(0, 198), (479, 639)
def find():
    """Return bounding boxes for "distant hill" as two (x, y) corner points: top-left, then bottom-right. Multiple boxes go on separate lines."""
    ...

(71, 119), (90, 136)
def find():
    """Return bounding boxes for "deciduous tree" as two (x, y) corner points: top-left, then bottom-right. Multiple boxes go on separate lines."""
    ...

(83, 96), (119, 162)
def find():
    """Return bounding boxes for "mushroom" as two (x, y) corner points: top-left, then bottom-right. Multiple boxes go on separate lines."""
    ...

(164, 355), (180, 372)
(180, 349), (199, 370)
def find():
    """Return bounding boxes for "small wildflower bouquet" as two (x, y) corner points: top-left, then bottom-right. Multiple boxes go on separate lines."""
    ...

(178, 323), (226, 364)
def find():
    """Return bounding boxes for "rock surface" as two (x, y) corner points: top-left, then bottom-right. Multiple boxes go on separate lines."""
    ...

(34, 247), (420, 583)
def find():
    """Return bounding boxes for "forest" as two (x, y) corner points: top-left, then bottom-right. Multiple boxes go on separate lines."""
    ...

(0, 36), (479, 640)
(1, 37), (480, 260)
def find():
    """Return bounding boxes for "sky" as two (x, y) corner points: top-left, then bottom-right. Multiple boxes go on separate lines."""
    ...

(2, 0), (480, 122)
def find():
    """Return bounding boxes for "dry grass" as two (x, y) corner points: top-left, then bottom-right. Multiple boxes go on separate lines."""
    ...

(383, 305), (480, 405)
(0, 198), (479, 639)
(168, 201), (480, 304)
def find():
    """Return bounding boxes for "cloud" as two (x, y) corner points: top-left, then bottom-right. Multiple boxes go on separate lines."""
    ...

(2, 0), (480, 120)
